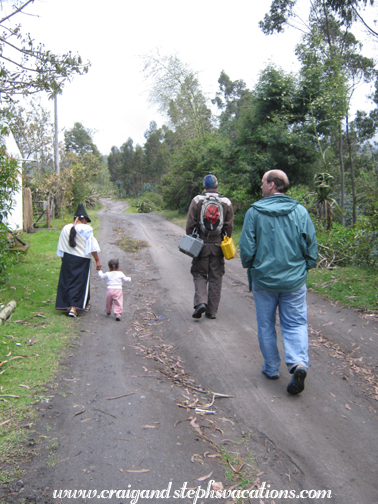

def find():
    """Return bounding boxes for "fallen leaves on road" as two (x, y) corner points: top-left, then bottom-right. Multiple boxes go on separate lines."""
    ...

(309, 324), (378, 401)
(120, 468), (151, 474)
(197, 471), (213, 481)
(106, 392), (135, 401)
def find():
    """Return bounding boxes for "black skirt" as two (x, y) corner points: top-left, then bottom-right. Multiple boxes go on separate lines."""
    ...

(56, 253), (91, 311)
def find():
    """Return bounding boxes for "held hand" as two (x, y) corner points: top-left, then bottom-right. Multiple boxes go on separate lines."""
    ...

(96, 262), (102, 271)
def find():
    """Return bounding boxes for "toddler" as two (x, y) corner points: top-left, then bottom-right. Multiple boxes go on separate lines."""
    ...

(98, 259), (131, 321)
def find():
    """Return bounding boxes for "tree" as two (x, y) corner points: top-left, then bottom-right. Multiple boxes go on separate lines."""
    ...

(0, 0), (89, 102)
(0, 124), (21, 277)
(118, 138), (136, 196)
(229, 65), (315, 195)
(4, 98), (55, 178)
(142, 51), (212, 143)
(212, 71), (252, 135)
(262, 0), (376, 226)
(0, 125), (20, 218)
(64, 122), (100, 157)
(295, 2), (375, 224)
(59, 150), (102, 208)
(143, 121), (171, 187)
(260, 0), (376, 36)
(313, 172), (339, 229)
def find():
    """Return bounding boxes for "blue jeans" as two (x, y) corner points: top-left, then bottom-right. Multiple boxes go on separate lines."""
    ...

(252, 282), (309, 376)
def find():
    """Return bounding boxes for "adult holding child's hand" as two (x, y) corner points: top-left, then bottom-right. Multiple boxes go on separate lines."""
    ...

(55, 204), (102, 318)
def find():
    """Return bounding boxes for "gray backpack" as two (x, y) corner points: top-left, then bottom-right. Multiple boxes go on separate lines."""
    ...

(199, 193), (224, 236)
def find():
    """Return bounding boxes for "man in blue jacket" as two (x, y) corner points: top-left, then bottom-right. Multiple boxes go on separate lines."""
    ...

(239, 170), (318, 394)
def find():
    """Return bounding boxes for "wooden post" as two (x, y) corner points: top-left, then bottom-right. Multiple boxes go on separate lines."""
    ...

(23, 187), (33, 231)
(46, 196), (50, 229)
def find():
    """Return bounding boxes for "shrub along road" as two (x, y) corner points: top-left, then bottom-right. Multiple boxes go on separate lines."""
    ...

(2, 198), (377, 504)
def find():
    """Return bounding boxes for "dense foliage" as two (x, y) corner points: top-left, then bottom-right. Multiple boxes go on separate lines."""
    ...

(0, 125), (21, 279)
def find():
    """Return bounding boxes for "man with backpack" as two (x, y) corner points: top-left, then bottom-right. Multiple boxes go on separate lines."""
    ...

(186, 174), (234, 319)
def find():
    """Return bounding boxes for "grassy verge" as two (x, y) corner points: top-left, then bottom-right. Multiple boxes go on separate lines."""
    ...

(306, 266), (378, 312)
(158, 208), (186, 229)
(0, 207), (101, 484)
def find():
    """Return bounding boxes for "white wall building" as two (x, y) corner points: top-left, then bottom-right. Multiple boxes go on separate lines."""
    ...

(1, 128), (23, 231)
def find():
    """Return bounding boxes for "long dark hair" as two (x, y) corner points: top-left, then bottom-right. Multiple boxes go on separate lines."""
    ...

(69, 226), (77, 247)
(69, 218), (85, 247)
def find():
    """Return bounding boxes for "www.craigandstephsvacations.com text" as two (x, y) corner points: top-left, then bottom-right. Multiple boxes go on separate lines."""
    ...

(52, 480), (332, 503)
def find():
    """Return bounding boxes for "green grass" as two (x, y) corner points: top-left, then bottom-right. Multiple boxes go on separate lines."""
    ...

(0, 206), (101, 483)
(219, 446), (258, 490)
(157, 208), (186, 229)
(307, 266), (378, 312)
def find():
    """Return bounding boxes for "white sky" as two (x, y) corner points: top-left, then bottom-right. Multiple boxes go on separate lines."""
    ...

(5, 0), (378, 155)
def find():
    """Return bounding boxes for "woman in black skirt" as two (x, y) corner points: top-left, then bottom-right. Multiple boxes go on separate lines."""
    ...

(55, 204), (102, 318)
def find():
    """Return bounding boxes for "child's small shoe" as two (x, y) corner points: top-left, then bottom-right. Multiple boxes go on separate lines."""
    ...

(115, 316), (121, 321)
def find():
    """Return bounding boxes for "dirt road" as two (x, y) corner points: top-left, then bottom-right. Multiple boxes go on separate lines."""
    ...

(2, 199), (377, 504)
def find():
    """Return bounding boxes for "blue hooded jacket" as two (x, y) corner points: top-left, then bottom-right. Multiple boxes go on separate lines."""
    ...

(239, 194), (318, 292)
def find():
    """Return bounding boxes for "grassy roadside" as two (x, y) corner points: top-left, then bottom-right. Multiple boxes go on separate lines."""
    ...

(0, 208), (102, 484)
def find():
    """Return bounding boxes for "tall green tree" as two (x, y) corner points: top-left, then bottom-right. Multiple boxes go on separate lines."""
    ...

(62, 124), (110, 208)
(212, 71), (252, 136)
(142, 52), (212, 143)
(143, 121), (171, 188)
(64, 122), (100, 157)
(229, 65), (315, 195)
(4, 98), (55, 178)
(260, 0), (376, 36)
(262, 0), (376, 225)
(0, 124), (21, 277)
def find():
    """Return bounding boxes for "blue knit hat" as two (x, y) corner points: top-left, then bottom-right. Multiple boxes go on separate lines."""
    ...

(204, 174), (218, 189)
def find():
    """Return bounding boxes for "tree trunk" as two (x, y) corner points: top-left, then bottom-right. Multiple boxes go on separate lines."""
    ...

(346, 116), (357, 225)
(46, 196), (50, 229)
(338, 124), (345, 226)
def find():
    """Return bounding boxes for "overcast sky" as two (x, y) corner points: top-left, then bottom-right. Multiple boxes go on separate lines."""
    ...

(9, 0), (378, 155)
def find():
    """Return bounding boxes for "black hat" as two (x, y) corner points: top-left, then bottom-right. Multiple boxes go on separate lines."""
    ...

(74, 204), (91, 223)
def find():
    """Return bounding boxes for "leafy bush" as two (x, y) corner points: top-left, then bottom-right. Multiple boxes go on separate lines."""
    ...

(134, 191), (164, 213)
(314, 221), (356, 268)
(353, 209), (378, 267)
(314, 214), (378, 268)
(0, 127), (21, 279)
(136, 200), (152, 213)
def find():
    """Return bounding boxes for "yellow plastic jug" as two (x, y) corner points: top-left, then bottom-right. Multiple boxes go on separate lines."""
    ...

(221, 235), (236, 260)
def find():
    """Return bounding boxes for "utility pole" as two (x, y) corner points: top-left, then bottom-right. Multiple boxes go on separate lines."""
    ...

(53, 93), (59, 221)
(54, 94), (59, 175)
